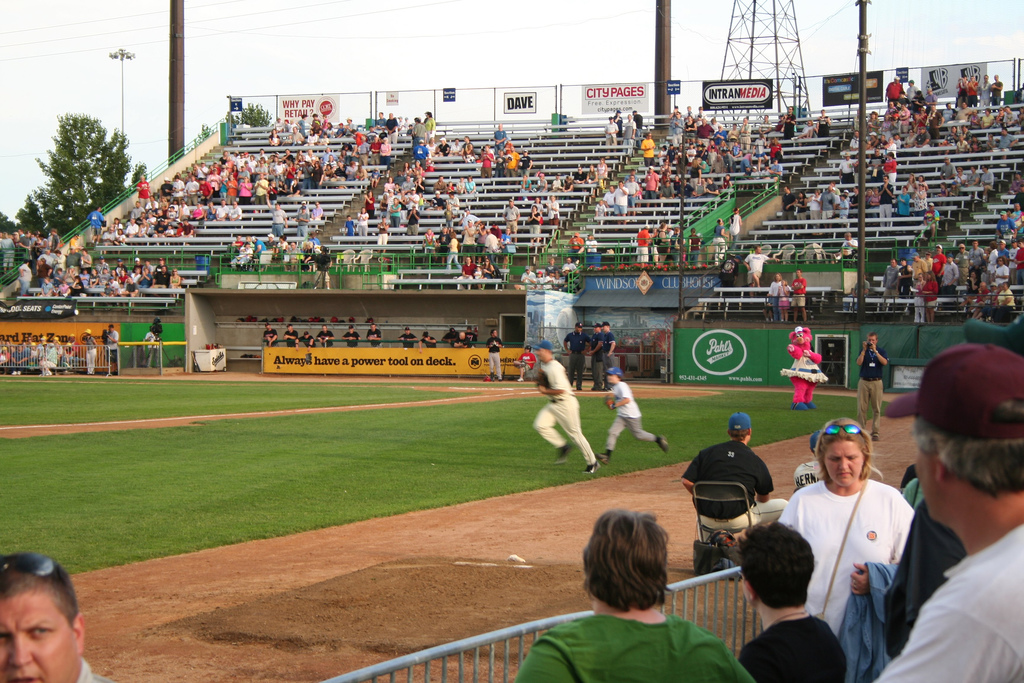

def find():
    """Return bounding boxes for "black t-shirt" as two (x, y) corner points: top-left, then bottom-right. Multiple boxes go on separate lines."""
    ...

(300, 333), (315, 348)
(420, 335), (437, 348)
(366, 328), (382, 346)
(782, 192), (797, 211)
(486, 336), (502, 352)
(738, 617), (846, 683)
(719, 257), (739, 287)
(399, 332), (417, 348)
(263, 328), (278, 344)
(283, 328), (299, 347)
(683, 441), (774, 519)
(343, 330), (360, 347)
(316, 330), (334, 346)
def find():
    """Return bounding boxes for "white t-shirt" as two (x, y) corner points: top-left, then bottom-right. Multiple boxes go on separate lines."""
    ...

(877, 524), (1024, 683)
(778, 480), (914, 634)
(745, 253), (769, 275)
(611, 381), (641, 419)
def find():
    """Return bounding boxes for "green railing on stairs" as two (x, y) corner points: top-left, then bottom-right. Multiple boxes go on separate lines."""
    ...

(1, 119), (226, 289)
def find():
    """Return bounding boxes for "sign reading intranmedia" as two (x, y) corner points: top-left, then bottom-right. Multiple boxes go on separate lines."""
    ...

(701, 80), (773, 111)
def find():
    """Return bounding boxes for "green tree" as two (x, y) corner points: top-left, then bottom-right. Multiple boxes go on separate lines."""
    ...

(228, 103), (273, 128)
(34, 114), (132, 235)
(16, 192), (46, 235)
(0, 211), (15, 234)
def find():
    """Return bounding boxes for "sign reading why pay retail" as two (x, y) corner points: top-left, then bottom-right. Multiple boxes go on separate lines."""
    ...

(277, 95), (340, 124)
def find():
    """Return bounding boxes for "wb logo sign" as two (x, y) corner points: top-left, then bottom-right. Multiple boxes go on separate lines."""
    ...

(961, 65), (982, 80)
(927, 68), (947, 91)
(468, 355), (482, 369)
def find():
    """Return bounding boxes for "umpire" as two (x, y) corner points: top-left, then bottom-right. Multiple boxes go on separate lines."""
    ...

(563, 322), (590, 391)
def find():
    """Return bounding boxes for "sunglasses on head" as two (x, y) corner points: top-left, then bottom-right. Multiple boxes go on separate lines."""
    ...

(824, 423), (863, 436)
(0, 552), (56, 577)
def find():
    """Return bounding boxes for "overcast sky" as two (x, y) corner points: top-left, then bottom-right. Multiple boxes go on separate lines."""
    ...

(2, 0), (1021, 220)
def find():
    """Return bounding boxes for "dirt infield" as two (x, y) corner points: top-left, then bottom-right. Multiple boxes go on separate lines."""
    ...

(56, 379), (917, 683)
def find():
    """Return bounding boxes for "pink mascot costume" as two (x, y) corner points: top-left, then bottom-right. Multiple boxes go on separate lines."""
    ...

(781, 326), (828, 410)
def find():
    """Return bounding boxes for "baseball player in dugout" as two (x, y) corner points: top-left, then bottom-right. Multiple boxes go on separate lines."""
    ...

(0, 552), (117, 683)
(532, 340), (601, 473)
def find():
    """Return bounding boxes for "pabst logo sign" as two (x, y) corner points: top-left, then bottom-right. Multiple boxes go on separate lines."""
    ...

(692, 330), (747, 376)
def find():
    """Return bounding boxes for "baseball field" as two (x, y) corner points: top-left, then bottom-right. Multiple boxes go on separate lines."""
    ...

(0, 374), (916, 682)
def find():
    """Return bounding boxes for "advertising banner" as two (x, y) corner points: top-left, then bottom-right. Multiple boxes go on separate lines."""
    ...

(582, 83), (649, 115)
(502, 92), (537, 115)
(277, 95), (340, 123)
(263, 346), (522, 376)
(919, 63), (987, 98)
(673, 328), (817, 386)
(0, 322), (117, 345)
(701, 80), (773, 111)
(822, 71), (883, 107)
(0, 300), (77, 320)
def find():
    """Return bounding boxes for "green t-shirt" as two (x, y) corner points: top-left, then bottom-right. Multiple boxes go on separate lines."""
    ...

(516, 614), (755, 683)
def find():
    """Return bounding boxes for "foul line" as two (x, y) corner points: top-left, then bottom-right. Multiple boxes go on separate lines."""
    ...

(0, 390), (538, 436)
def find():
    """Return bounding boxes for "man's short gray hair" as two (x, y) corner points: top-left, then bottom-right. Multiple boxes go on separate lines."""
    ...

(912, 408), (1024, 496)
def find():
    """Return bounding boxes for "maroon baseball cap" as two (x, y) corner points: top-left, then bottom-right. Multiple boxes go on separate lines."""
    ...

(887, 343), (1024, 438)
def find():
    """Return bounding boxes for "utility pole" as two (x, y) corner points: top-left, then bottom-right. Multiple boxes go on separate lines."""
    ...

(169, 0), (185, 156)
(856, 0), (869, 323)
(109, 49), (135, 135)
(654, 0), (671, 130)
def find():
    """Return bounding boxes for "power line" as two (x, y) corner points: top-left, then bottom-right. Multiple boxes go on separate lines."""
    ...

(0, 0), (246, 37)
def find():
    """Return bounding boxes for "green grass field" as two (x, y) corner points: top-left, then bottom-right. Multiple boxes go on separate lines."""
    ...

(0, 381), (856, 572)
(0, 379), (454, 424)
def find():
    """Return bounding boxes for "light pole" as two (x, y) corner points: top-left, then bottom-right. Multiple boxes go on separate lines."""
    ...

(109, 49), (135, 134)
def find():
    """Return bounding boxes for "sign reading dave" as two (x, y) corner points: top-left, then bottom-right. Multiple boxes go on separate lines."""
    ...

(263, 347), (521, 376)
(701, 80), (773, 111)
(503, 92), (537, 114)
(277, 95), (340, 123)
(919, 63), (987, 99)
(582, 83), (649, 114)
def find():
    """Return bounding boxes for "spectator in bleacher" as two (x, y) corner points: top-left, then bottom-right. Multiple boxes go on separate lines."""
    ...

(768, 273), (785, 322)
(640, 131), (656, 167)
(993, 281), (1016, 322)
(635, 225), (651, 264)
(744, 245), (772, 287)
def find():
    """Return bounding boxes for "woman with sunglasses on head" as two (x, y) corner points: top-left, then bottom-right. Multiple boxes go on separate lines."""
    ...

(778, 418), (913, 639)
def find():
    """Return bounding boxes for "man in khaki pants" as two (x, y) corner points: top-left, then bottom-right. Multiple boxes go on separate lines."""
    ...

(856, 331), (888, 440)
(532, 340), (600, 474)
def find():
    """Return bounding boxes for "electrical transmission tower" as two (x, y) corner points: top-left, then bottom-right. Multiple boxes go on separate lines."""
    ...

(721, 0), (810, 114)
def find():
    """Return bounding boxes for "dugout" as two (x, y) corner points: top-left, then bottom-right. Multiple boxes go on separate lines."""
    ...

(185, 289), (527, 373)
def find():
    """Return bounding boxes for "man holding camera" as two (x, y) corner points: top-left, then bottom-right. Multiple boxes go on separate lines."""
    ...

(857, 331), (888, 441)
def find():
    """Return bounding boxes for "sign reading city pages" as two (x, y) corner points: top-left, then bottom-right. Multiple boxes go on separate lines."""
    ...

(582, 83), (649, 114)
(822, 71), (883, 107)
(263, 347), (522, 376)
(503, 92), (537, 114)
(919, 63), (988, 99)
(701, 80), (773, 111)
(672, 328), (842, 386)
(0, 301), (77, 320)
(277, 95), (340, 123)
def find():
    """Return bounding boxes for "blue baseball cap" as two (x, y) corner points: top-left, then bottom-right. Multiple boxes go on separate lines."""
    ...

(536, 340), (554, 351)
(809, 429), (821, 453)
(728, 412), (752, 431)
(605, 366), (623, 376)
